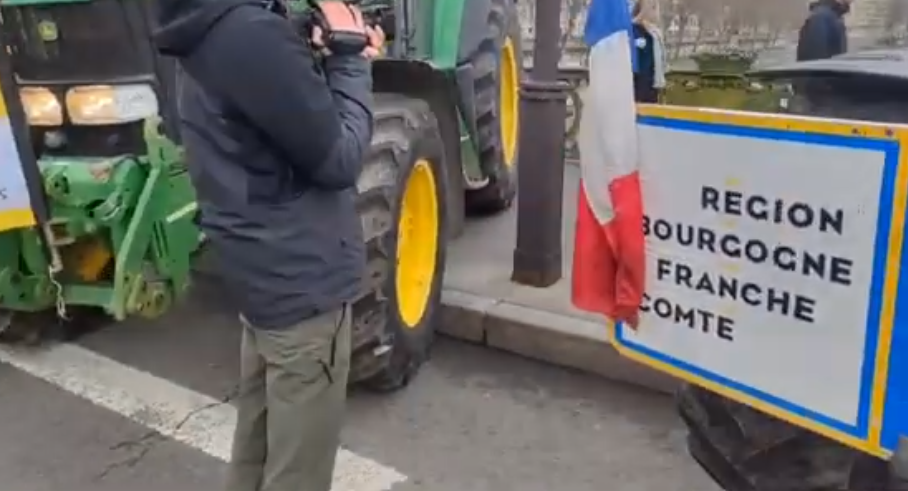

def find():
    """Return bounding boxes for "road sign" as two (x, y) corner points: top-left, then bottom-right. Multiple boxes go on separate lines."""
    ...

(0, 43), (44, 232)
(611, 105), (908, 458)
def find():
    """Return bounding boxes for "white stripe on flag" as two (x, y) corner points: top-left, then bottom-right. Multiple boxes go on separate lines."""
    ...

(578, 30), (639, 225)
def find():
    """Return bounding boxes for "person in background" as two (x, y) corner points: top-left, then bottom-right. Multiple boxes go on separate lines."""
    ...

(631, 0), (667, 103)
(797, 0), (852, 61)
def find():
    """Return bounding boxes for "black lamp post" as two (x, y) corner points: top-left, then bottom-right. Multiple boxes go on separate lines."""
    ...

(511, 0), (572, 287)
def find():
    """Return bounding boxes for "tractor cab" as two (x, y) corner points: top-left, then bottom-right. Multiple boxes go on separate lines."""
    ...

(1, 0), (181, 156)
(749, 48), (908, 123)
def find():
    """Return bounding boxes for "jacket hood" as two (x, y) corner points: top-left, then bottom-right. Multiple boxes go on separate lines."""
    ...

(816, 0), (849, 16)
(154, 0), (263, 57)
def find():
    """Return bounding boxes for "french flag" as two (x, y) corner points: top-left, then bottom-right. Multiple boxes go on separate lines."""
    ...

(571, 0), (646, 328)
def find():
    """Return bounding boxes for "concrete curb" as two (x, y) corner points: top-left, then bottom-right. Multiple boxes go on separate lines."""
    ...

(439, 289), (678, 395)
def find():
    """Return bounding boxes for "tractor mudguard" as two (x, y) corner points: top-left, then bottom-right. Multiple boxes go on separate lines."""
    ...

(372, 58), (468, 237)
(458, 0), (522, 214)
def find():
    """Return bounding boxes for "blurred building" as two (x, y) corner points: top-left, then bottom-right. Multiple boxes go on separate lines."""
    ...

(848, 0), (888, 29)
(846, 0), (890, 47)
(517, 0), (904, 70)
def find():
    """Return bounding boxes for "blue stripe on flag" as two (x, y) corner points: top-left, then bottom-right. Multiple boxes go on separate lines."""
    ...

(584, 0), (638, 72)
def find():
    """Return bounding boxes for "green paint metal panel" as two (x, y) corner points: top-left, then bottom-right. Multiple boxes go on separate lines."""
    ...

(0, 118), (200, 319)
(0, 229), (53, 311)
(422, 0), (484, 182)
(456, 113), (484, 184)
(428, 0), (466, 68)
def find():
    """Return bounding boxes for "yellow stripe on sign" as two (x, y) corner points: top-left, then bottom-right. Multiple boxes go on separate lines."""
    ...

(0, 209), (36, 232)
(637, 104), (903, 141)
(869, 130), (908, 447)
(0, 90), (7, 117)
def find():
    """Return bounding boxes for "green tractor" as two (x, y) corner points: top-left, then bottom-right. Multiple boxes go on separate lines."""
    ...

(0, 0), (524, 391)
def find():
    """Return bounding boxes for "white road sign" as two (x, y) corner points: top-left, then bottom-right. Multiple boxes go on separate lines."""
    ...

(0, 87), (35, 232)
(615, 107), (905, 451)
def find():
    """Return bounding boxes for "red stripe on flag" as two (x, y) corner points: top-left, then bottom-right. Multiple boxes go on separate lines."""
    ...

(571, 172), (645, 327)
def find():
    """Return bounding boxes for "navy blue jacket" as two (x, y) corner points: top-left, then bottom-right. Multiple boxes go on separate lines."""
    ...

(797, 0), (848, 61)
(632, 23), (657, 102)
(154, 0), (372, 329)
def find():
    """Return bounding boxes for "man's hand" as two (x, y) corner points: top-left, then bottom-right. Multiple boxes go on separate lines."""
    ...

(310, 2), (384, 58)
(363, 25), (385, 59)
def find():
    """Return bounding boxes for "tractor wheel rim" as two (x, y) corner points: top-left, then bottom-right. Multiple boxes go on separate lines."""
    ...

(500, 37), (520, 168)
(395, 159), (439, 328)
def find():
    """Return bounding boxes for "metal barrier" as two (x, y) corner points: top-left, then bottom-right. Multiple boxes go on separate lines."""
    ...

(556, 64), (791, 164)
(560, 68), (588, 164)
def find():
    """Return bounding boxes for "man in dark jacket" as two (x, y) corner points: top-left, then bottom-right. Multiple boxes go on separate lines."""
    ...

(154, 1), (379, 490)
(797, 0), (852, 61)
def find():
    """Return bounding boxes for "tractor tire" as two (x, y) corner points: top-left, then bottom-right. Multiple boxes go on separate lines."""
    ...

(350, 93), (449, 392)
(678, 384), (906, 491)
(464, 0), (524, 215)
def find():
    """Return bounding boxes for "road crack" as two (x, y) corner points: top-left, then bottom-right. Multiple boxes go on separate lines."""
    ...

(93, 385), (239, 480)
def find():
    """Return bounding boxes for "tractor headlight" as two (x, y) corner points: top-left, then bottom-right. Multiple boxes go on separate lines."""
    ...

(19, 87), (63, 126)
(65, 84), (159, 125)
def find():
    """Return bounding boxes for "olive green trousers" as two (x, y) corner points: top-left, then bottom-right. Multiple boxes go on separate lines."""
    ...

(226, 305), (351, 491)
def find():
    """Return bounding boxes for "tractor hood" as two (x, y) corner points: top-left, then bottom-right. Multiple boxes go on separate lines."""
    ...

(749, 48), (908, 124)
(749, 49), (908, 83)
(154, 0), (264, 58)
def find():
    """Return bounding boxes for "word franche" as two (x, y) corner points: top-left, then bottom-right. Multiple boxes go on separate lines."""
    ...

(641, 186), (853, 342)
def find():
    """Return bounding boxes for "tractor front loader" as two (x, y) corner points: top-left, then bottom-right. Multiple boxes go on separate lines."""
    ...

(0, 0), (524, 391)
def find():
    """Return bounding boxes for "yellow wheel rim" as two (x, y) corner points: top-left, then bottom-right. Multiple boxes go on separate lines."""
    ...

(499, 37), (520, 168)
(395, 159), (440, 328)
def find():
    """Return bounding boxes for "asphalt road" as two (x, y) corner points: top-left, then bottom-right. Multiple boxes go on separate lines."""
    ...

(0, 278), (721, 491)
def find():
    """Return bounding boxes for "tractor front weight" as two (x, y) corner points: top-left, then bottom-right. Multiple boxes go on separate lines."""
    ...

(1, 118), (200, 325)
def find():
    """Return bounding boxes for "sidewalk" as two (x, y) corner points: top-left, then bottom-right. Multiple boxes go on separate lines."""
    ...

(440, 166), (677, 394)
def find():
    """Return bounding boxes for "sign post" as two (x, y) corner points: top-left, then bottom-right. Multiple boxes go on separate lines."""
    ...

(0, 44), (44, 232)
(613, 105), (908, 458)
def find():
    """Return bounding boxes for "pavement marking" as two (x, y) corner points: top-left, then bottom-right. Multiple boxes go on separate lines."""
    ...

(0, 342), (407, 491)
